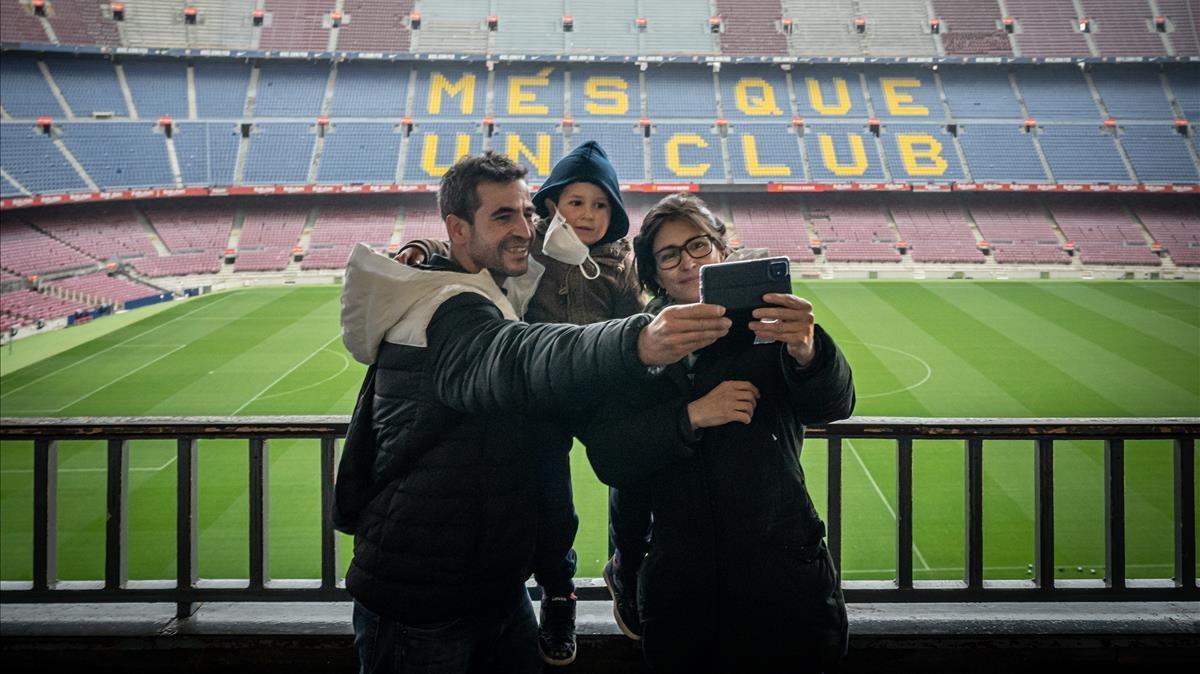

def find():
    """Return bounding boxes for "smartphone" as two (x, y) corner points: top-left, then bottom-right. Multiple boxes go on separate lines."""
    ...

(699, 256), (792, 346)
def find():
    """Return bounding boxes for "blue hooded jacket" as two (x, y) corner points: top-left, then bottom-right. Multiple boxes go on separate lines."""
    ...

(531, 140), (629, 245)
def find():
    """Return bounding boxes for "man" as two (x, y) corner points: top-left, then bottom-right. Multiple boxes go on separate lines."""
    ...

(333, 152), (731, 674)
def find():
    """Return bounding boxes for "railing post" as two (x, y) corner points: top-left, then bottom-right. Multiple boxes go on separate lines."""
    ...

(105, 439), (129, 590)
(1104, 439), (1125, 591)
(249, 437), (269, 590)
(965, 438), (984, 589)
(1175, 437), (1196, 590)
(176, 438), (198, 619)
(897, 437), (913, 589)
(827, 436), (842, 574)
(1035, 438), (1055, 591)
(32, 438), (58, 591)
(320, 437), (338, 590)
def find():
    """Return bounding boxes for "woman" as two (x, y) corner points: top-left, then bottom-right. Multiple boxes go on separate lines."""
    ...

(580, 193), (854, 673)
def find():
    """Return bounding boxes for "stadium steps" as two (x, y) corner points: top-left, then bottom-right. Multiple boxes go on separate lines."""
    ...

(1038, 201), (1084, 268)
(1082, 70), (1140, 182)
(1006, 70), (1058, 182)
(933, 70), (974, 183)
(114, 64), (139, 121)
(164, 130), (184, 187)
(1158, 73), (1200, 177)
(134, 208), (172, 257)
(37, 60), (76, 120)
(327, 0), (346, 52)
(858, 71), (894, 182)
(0, 168), (32, 196)
(186, 64), (199, 120)
(1070, 0), (1102, 57)
(50, 134), (100, 192)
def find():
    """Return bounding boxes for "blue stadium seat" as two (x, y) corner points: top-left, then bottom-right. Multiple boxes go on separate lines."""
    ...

(567, 123), (646, 182)
(568, 66), (641, 119)
(645, 66), (717, 118)
(1119, 125), (1200, 183)
(803, 125), (887, 182)
(938, 66), (1023, 120)
(411, 65), (489, 119)
(58, 122), (172, 188)
(1, 173), (23, 198)
(44, 56), (127, 117)
(493, 65), (566, 120)
(194, 61), (251, 118)
(1017, 67), (1101, 121)
(318, 123), (403, 184)
(254, 62), (329, 118)
(174, 122), (240, 186)
(1090, 66), (1175, 119)
(1037, 125), (1132, 183)
(0, 123), (89, 194)
(492, 123), (565, 183)
(0, 55), (62, 119)
(649, 123), (723, 182)
(719, 67), (792, 121)
(957, 124), (1049, 182)
(794, 67), (869, 121)
(122, 59), (189, 119)
(863, 67), (945, 121)
(1166, 65), (1199, 120)
(401, 122), (483, 183)
(330, 62), (410, 118)
(726, 123), (804, 183)
(242, 122), (316, 184)
(880, 124), (964, 182)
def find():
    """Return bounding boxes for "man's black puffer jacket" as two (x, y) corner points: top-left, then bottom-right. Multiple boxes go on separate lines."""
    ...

(339, 256), (652, 624)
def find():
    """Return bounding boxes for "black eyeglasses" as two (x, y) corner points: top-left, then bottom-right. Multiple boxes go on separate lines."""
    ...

(653, 234), (716, 270)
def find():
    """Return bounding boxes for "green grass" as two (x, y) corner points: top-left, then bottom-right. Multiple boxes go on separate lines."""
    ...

(1, 282), (1197, 584)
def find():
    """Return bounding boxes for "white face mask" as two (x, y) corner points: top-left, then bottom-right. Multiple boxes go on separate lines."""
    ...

(542, 210), (601, 280)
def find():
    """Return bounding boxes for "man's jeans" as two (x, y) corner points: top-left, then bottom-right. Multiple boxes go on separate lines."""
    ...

(352, 587), (540, 674)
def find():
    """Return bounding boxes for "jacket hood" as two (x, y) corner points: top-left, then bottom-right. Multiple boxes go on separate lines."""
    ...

(532, 140), (629, 245)
(340, 243), (544, 364)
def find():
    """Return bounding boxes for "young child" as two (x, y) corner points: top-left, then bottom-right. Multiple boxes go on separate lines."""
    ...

(393, 141), (643, 666)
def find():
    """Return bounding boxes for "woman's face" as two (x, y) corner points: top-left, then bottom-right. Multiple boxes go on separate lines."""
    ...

(545, 182), (610, 246)
(652, 218), (725, 304)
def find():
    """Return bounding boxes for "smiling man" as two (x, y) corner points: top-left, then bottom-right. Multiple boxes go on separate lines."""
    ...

(334, 152), (734, 674)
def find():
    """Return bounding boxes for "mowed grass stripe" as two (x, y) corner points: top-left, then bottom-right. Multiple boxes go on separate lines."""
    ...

(1042, 283), (1200, 352)
(1130, 282), (1200, 327)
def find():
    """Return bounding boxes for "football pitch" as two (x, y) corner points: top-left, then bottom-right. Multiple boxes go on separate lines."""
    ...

(1, 281), (1197, 583)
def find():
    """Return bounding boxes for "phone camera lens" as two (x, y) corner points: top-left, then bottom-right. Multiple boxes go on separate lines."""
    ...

(769, 261), (788, 279)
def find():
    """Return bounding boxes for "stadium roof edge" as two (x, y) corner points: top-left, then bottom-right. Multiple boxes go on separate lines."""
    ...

(3, 42), (1198, 66)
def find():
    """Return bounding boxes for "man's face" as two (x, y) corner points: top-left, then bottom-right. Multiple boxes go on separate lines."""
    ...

(463, 180), (535, 278)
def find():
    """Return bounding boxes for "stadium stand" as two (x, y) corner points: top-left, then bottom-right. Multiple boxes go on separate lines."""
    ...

(0, 54), (63, 118)
(396, 201), (444, 241)
(122, 59), (189, 119)
(794, 67), (869, 120)
(1156, 0), (1200, 56)
(968, 198), (1070, 265)
(402, 121), (483, 183)
(645, 65), (716, 119)
(1, 175), (24, 199)
(0, 123), (91, 194)
(29, 204), (155, 260)
(174, 122), (240, 186)
(1119, 125), (1200, 183)
(259, 0), (332, 51)
(938, 67), (1024, 120)
(1167, 65), (1200, 120)
(1091, 66), (1176, 119)
(567, 65), (640, 119)
(40, 0), (119, 47)
(241, 122), (316, 184)
(143, 204), (235, 253)
(957, 124), (1050, 183)
(863, 67), (944, 121)
(0, 0), (49, 43)
(1080, 0), (1168, 57)
(0, 288), (90, 321)
(43, 55), (127, 118)
(253, 61), (329, 118)
(188, 0), (259, 50)
(492, 123), (565, 183)
(128, 252), (222, 277)
(640, 0), (716, 55)
(317, 123), (403, 184)
(719, 66), (791, 120)
(44, 271), (158, 305)
(726, 195), (816, 263)
(301, 204), (396, 270)
(1130, 198), (1200, 266)
(809, 201), (901, 263)
(1048, 197), (1160, 265)
(493, 0), (564, 55)
(564, 0), (639, 56)
(804, 126), (887, 183)
(338, 0), (413, 53)
(193, 60), (252, 118)
(880, 124), (965, 183)
(1037, 125), (1133, 183)
(411, 0), (490, 54)
(0, 217), (97, 275)
(781, 1), (861, 57)
(57, 122), (172, 189)
(235, 205), (307, 271)
(856, 0), (938, 57)
(567, 123), (645, 182)
(113, 0), (187, 49)
(714, 0), (788, 56)
(727, 123), (804, 183)
(329, 61), (409, 118)
(1005, 0), (1092, 57)
(649, 123), (723, 182)
(931, 0), (1013, 56)
(493, 64), (566, 119)
(1017, 66), (1101, 121)
(411, 63), (487, 118)
(889, 196), (984, 263)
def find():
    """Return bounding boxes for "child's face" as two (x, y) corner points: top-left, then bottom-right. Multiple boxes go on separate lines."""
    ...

(546, 182), (611, 246)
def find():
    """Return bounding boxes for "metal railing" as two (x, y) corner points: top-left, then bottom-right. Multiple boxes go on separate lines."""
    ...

(0, 416), (1196, 618)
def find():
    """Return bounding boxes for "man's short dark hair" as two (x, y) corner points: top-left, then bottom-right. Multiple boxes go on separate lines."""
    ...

(438, 152), (529, 224)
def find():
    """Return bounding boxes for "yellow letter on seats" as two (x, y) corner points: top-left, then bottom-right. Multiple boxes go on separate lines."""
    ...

(666, 134), (710, 177)
(806, 78), (852, 116)
(584, 77), (629, 115)
(741, 135), (790, 177)
(880, 78), (928, 116)
(817, 134), (868, 176)
(505, 134), (552, 176)
(421, 134), (473, 177)
(428, 72), (476, 115)
(896, 134), (947, 176)
(735, 78), (783, 116)
(508, 67), (553, 115)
